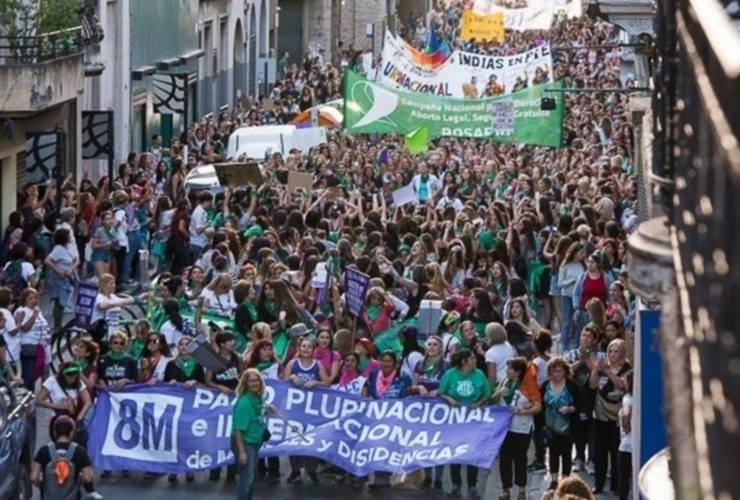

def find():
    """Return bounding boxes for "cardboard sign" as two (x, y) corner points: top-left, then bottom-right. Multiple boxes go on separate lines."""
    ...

(213, 162), (264, 187)
(262, 98), (276, 112)
(293, 126), (327, 153)
(392, 184), (417, 207)
(288, 171), (314, 194)
(417, 300), (443, 341)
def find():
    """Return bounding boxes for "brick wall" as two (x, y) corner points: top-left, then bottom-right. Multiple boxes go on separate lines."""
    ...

(305, 0), (334, 60)
(338, 0), (387, 55)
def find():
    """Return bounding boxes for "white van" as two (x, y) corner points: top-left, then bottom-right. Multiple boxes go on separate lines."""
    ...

(183, 164), (221, 193)
(226, 125), (296, 161)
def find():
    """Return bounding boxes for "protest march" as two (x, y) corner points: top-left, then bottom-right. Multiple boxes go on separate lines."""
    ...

(0, 0), (641, 498)
(87, 381), (512, 477)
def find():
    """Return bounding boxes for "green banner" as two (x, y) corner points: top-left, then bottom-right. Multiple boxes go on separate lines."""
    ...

(343, 70), (564, 147)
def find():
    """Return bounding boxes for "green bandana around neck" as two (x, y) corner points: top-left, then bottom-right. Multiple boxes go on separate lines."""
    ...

(365, 304), (381, 321)
(177, 356), (197, 378)
(106, 350), (126, 361)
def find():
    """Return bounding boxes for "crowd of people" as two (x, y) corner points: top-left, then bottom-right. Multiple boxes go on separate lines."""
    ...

(0, 3), (640, 500)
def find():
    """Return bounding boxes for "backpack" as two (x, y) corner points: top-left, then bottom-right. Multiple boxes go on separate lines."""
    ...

(32, 232), (53, 262)
(42, 442), (79, 500)
(0, 260), (28, 302)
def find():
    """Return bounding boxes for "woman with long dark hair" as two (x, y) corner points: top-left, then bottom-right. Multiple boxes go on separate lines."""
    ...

(558, 242), (586, 351)
(139, 332), (172, 384)
(362, 350), (412, 489)
(206, 331), (242, 481)
(462, 288), (504, 338)
(565, 324), (601, 473)
(493, 357), (542, 500)
(439, 349), (492, 499)
(169, 198), (192, 276)
(572, 253), (614, 337)
(159, 298), (195, 351)
(37, 361), (92, 443)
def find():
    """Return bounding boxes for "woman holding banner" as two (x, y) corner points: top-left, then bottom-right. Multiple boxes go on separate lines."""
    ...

(206, 331), (243, 481)
(245, 338), (282, 484)
(232, 368), (271, 500)
(283, 336), (330, 485)
(438, 349), (492, 499)
(362, 350), (413, 490)
(411, 335), (448, 491)
(162, 336), (205, 482)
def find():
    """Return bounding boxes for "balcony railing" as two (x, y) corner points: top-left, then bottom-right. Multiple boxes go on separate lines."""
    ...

(0, 26), (83, 65)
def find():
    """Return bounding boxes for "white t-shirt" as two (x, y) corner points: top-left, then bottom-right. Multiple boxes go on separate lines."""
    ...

(47, 245), (76, 274)
(3, 261), (35, 281)
(1, 308), (19, 364)
(259, 362), (280, 381)
(189, 205), (208, 248)
(441, 333), (460, 364)
(200, 289), (236, 317)
(533, 356), (550, 386)
(160, 320), (193, 350)
(90, 293), (121, 338)
(113, 208), (129, 247)
(58, 221), (79, 261)
(619, 393), (633, 453)
(401, 351), (424, 380)
(508, 389), (535, 435)
(15, 306), (49, 346)
(42, 376), (85, 405)
(485, 342), (516, 384)
(149, 356), (171, 382)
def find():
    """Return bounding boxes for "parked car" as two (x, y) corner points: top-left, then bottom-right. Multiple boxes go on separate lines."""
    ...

(0, 376), (35, 500)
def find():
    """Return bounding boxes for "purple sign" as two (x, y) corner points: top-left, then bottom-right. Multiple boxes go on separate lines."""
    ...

(75, 282), (99, 327)
(343, 268), (370, 317)
(87, 381), (512, 475)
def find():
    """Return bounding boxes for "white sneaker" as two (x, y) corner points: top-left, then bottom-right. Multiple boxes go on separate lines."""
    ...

(86, 492), (105, 500)
(573, 458), (585, 472)
(586, 461), (595, 475)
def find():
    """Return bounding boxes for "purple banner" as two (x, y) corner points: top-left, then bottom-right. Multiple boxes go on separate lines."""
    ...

(87, 381), (512, 475)
(343, 268), (370, 317)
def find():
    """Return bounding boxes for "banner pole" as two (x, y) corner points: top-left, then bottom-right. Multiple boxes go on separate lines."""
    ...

(351, 316), (357, 352)
(272, 410), (310, 443)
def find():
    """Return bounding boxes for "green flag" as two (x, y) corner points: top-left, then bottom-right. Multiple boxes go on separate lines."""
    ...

(342, 70), (564, 148)
(404, 126), (429, 154)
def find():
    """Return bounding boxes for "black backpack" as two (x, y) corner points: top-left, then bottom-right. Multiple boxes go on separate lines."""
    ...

(0, 260), (28, 302)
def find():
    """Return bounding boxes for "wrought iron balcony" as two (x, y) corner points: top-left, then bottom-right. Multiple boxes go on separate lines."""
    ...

(0, 26), (84, 65)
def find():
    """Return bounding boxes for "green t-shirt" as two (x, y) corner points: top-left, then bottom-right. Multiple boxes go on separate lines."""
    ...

(129, 338), (145, 359)
(232, 392), (265, 445)
(438, 367), (492, 406)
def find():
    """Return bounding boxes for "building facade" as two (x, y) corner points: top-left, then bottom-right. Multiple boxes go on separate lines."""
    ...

(277, 0), (396, 67)
(0, 5), (86, 231)
(82, 0), (276, 175)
